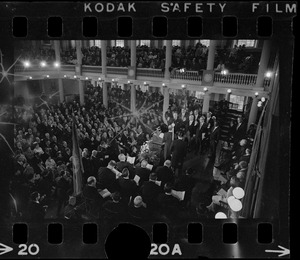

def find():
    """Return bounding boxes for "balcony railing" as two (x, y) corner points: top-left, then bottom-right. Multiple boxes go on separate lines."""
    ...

(214, 72), (257, 86)
(136, 68), (164, 78)
(171, 70), (202, 81)
(14, 64), (266, 90)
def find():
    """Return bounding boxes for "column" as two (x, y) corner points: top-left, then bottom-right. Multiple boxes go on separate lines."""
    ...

(162, 87), (169, 124)
(202, 92), (211, 113)
(130, 40), (136, 67)
(75, 40), (84, 105)
(130, 84), (136, 113)
(101, 40), (108, 108)
(255, 40), (271, 88)
(103, 82), (108, 109)
(54, 40), (64, 103)
(164, 40), (172, 79)
(78, 80), (85, 105)
(206, 40), (217, 70)
(248, 96), (259, 128)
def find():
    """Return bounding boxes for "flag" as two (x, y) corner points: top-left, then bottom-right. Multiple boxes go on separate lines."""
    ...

(72, 117), (84, 196)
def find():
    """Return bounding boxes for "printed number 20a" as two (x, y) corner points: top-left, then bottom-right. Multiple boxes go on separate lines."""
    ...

(18, 244), (40, 256)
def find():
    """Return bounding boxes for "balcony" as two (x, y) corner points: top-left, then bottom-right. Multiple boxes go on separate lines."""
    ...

(14, 64), (269, 93)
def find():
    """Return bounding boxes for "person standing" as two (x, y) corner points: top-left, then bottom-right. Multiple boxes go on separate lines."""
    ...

(195, 116), (208, 155)
(208, 120), (220, 159)
(170, 131), (187, 176)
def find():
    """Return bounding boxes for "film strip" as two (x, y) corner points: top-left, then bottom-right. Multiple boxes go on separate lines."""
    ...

(0, 1), (295, 259)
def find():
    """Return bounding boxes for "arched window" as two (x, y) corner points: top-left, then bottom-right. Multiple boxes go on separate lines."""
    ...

(94, 40), (101, 48)
(116, 40), (124, 47)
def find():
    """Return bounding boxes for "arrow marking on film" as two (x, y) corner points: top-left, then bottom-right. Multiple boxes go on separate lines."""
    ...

(265, 245), (290, 257)
(0, 243), (13, 256)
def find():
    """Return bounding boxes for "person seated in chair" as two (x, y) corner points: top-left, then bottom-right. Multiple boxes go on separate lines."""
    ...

(83, 176), (104, 207)
(128, 195), (149, 220)
(102, 192), (126, 217)
(118, 168), (138, 204)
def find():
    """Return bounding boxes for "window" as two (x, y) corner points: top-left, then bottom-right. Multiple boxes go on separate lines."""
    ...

(237, 40), (256, 47)
(140, 40), (150, 47)
(172, 40), (181, 46)
(230, 95), (244, 111)
(195, 91), (205, 99)
(116, 40), (124, 47)
(89, 40), (95, 47)
(163, 40), (166, 46)
(94, 40), (101, 48)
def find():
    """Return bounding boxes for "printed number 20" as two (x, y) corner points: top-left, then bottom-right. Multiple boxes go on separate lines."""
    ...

(18, 244), (40, 256)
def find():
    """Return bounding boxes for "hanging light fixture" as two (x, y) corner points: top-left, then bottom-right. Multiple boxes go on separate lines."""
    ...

(228, 198), (243, 212)
(232, 187), (245, 200)
(215, 212), (227, 219)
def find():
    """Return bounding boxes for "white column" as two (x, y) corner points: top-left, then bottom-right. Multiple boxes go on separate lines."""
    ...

(130, 40), (136, 67)
(130, 84), (136, 113)
(54, 40), (64, 103)
(101, 40), (107, 77)
(164, 40), (172, 79)
(101, 40), (108, 108)
(248, 96), (259, 128)
(78, 80), (85, 105)
(103, 82), (108, 109)
(206, 40), (217, 70)
(255, 40), (271, 88)
(202, 92), (210, 113)
(163, 87), (169, 124)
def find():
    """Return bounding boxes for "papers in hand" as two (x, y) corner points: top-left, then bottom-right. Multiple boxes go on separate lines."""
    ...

(146, 164), (153, 171)
(112, 168), (122, 179)
(217, 188), (227, 197)
(171, 190), (185, 201)
(155, 180), (161, 186)
(99, 188), (111, 198)
(127, 156), (136, 164)
(133, 175), (140, 185)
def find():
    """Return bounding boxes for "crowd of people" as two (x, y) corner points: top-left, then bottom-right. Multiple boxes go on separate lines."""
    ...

(18, 42), (259, 74)
(8, 79), (256, 223)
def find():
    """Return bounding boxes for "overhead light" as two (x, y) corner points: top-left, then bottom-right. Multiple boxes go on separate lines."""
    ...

(54, 61), (60, 68)
(64, 75), (67, 78)
(181, 84), (186, 89)
(255, 92), (259, 97)
(128, 80), (131, 84)
(144, 82), (147, 85)
(261, 97), (266, 102)
(112, 79), (115, 82)
(227, 89), (232, 93)
(46, 75), (50, 78)
(203, 87), (208, 92)
(74, 75), (77, 78)
(257, 101), (262, 107)
(28, 76), (32, 80)
(40, 61), (47, 67)
(162, 83), (165, 86)
(85, 77), (89, 80)
(98, 77), (101, 81)
(23, 61), (31, 68)
(265, 71), (272, 78)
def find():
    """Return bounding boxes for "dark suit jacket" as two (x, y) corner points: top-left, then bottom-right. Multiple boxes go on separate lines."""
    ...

(186, 120), (197, 137)
(170, 139), (187, 168)
(233, 123), (247, 143)
(140, 181), (162, 209)
(155, 166), (175, 188)
(209, 126), (221, 144)
(27, 201), (46, 222)
(97, 167), (119, 192)
(135, 166), (151, 186)
(157, 193), (180, 217)
(195, 122), (208, 142)
(82, 185), (104, 205)
(116, 161), (135, 179)
(118, 177), (138, 198)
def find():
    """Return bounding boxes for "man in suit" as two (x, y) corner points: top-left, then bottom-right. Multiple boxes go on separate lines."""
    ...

(83, 176), (104, 206)
(97, 160), (119, 193)
(208, 120), (220, 159)
(232, 116), (247, 146)
(102, 192), (126, 216)
(195, 116), (208, 155)
(90, 150), (100, 177)
(170, 131), (188, 176)
(135, 160), (151, 187)
(162, 125), (173, 161)
(118, 168), (138, 204)
(206, 112), (214, 132)
(27, 191), (48, 222)
(186, 114), (197, 152)
(155, 160), (175, 189)
(157, 183), (181, 220)
(116, 153), (135, 179)
(140, 173), (162, 211)
(128, 195), (149, 220)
